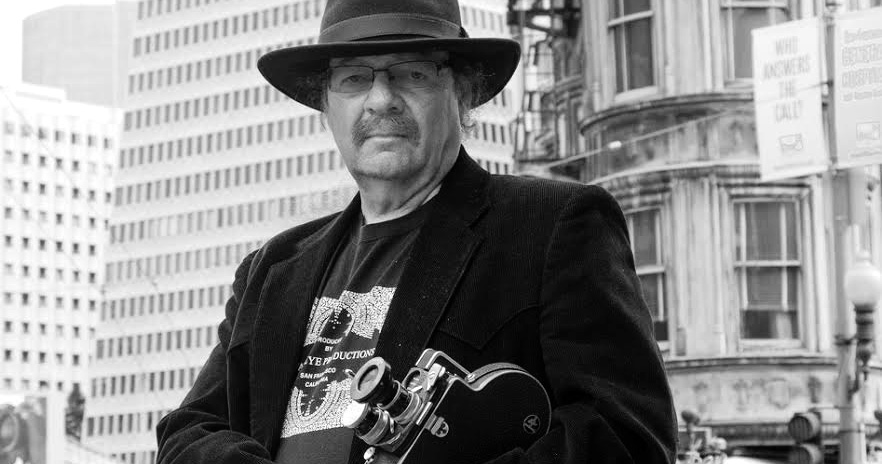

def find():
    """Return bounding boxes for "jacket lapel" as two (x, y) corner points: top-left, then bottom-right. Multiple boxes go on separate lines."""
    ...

(375, 150), (490, 380)
(249, 195), (362, 452)
(346, 150), (489, 464)
(346, 209), (485, 464)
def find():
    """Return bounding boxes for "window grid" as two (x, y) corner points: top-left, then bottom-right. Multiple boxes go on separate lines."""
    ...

(626, 207), (668, 343)
(734, 200), (801, 341)
(721, 0), (791, 80)
(607, 0), (655, 93)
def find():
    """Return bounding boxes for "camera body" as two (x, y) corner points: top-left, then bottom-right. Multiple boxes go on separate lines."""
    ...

(341, 349), (551, 464)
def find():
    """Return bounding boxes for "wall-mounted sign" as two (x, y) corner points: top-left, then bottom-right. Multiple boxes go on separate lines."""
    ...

(833, 7), (882, 169)
(752, 18), (827, 181)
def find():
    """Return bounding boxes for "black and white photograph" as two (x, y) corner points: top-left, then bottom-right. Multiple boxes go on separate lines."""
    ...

(2, 0), (882, 463)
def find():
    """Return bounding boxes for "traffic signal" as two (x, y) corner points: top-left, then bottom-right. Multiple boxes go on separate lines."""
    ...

(787, 410), (824, 464)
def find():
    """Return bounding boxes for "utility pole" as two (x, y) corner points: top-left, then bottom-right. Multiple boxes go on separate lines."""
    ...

(825, 0), (874, 462)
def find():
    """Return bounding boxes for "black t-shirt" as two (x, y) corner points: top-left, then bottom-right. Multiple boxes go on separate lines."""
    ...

(275, 204), (429, 464)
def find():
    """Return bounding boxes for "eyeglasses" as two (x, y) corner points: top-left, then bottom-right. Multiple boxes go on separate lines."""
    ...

(327, 60), (450, 94)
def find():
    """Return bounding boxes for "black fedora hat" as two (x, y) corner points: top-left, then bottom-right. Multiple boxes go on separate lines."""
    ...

(257, 0), (521, 111)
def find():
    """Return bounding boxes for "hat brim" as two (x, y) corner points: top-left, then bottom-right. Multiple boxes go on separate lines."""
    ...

(257, 37), (521, 111)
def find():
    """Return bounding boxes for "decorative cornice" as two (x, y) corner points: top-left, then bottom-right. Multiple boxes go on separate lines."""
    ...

(579, 90), (753, 134)
(595, 161), (758, 192)
(665, 355), (840, 371)
(661, 355), (882, 375)
(707, 421), (879, 446)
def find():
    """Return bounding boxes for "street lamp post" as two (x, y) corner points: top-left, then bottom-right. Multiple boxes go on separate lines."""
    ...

(841, 252), (882, 464)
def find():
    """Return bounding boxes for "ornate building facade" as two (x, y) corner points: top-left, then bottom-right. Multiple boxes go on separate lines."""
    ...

(511, 0), (882, 460)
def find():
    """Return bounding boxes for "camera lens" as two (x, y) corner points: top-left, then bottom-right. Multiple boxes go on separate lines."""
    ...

(341, 402), (380, 436)
(359, 366), (380, 389)
(350, 358), (421, 426)
(351, 358), (396, 405)
(341, 402), (395, 446)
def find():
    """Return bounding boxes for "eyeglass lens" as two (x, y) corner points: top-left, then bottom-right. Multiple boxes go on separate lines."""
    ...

(329, 61), (444, 93)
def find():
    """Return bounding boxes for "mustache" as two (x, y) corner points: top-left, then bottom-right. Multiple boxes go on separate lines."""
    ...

(352, 115), (420, 146)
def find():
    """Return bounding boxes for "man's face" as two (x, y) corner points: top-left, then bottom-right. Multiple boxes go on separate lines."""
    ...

(324, 51), (462, 187)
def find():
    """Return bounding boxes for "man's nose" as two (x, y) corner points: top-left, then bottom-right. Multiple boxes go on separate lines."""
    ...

(363, 72), (402, 115)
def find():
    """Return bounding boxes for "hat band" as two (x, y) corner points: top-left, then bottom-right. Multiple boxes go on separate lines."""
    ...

(319, 13), (463, 44)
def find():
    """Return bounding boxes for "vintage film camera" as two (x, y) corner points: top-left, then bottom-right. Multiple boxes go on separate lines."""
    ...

(0, 399), (46, 464)
(341, 349), (551, 464)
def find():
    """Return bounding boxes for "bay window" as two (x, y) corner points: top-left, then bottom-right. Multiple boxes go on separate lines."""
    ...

(721, 0), (790, 80)
(734, 200), (801, 340)
(626, 208), (668, 342)
(608, 0), (655, 93)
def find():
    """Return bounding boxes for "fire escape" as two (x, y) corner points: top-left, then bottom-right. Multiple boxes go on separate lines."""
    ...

(506, 0), (581, 167)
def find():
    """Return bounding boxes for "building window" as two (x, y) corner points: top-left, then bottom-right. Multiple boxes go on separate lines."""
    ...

(721, 0), (790, 80)
(607, 0), (654, 93)
(626, 208), (667, 342)
(734, 200), (800, 340)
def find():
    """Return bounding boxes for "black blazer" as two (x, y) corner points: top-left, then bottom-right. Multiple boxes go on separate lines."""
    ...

(156, 150), (677, 464)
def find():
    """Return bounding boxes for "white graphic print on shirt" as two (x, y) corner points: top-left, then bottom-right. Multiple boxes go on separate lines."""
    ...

(280, 285), (394, 438)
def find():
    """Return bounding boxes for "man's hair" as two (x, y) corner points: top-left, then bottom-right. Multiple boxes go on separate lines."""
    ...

(448, 53), (488, 136)
(302, 52), (490, 135)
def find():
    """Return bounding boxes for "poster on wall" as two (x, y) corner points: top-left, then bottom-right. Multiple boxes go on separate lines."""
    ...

(833, 7), (882, 169)
(752, 17), (828, 181)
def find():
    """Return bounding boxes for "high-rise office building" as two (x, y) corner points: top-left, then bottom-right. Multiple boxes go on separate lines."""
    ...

(22, 2), (137, 107)
(0, 82), (117, 400)
(85, 1), (519, 462)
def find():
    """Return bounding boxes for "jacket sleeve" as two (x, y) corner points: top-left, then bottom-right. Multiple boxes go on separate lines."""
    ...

(488, 186), (678, 464)
(156, 250), (275, 464)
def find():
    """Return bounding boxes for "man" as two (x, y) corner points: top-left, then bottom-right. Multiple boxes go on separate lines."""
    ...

(156, 0), (677, 463)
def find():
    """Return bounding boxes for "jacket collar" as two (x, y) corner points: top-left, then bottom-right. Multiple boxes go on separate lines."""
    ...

(433, 146), (491, 226)
(249, 147), (489, 453)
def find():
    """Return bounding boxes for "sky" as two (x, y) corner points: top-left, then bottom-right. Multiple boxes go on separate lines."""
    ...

(0, 0), (116, 85)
